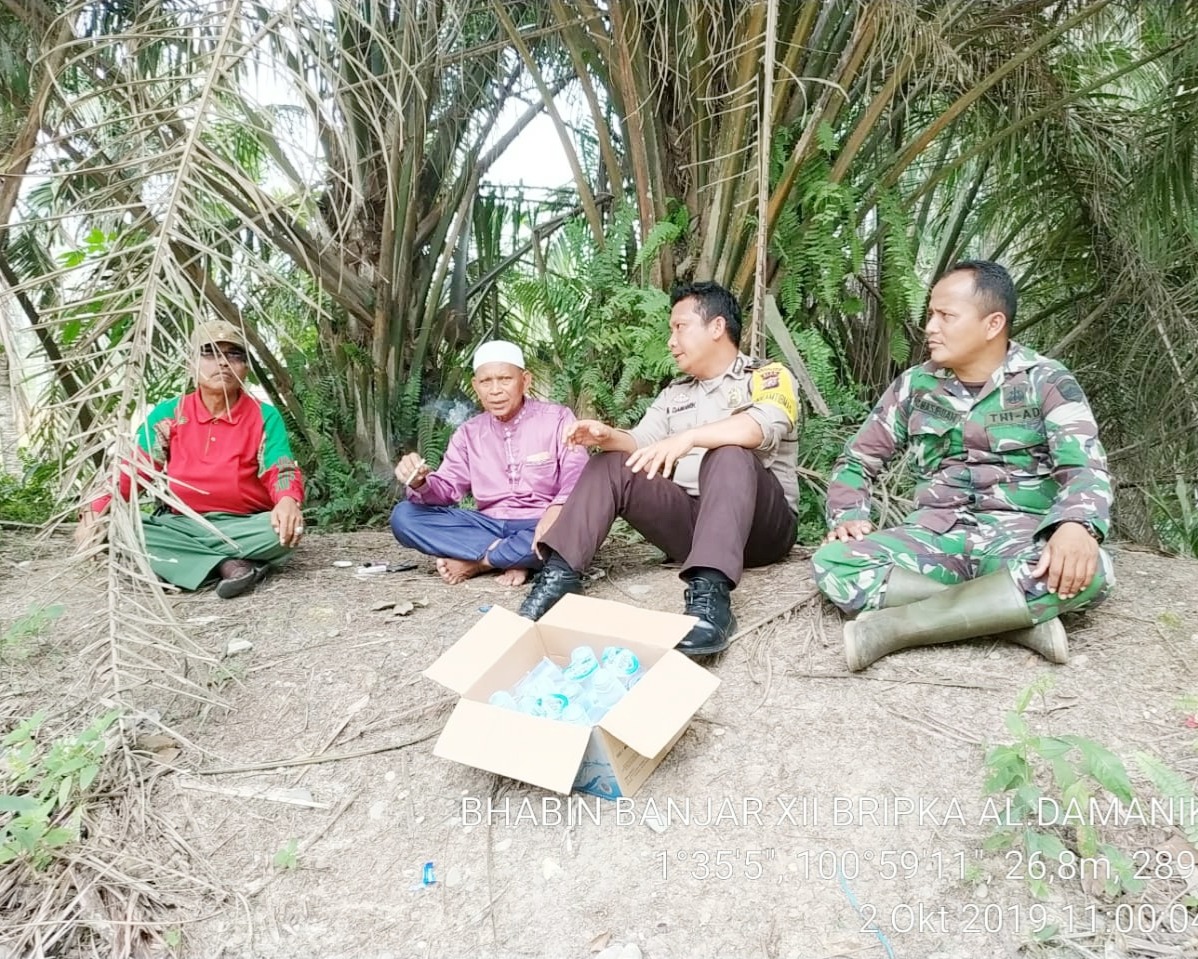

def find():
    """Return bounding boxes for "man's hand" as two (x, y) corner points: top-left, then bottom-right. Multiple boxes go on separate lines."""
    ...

(564, 419), (614, 448)
(272, 497), (304, 547)
(624, 433), (695, 480)
(825, 519), (874, 543)
(74, 509), (106, 551)
(1031, 522), (1098, 599)
(532, 504), (563, 559)
(395, 452), (430, 488)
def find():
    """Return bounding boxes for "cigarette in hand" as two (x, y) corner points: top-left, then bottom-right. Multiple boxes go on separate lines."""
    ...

(404, 459), (427, 486)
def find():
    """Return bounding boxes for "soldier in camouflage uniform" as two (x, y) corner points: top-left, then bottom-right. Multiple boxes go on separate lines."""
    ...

(519, 281), (800, 657)
(811, 260), (1112, 670)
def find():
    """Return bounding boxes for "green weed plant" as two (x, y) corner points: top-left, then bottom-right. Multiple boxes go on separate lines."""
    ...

(1, 603), (65, 659)
(982, 678), (1143, 900)
(0, 710), (121, 868)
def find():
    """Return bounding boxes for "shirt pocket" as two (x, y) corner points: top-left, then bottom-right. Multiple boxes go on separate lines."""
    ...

(984, 422), (1047, 473)
(984, 422), (1044, 452)
(520, 453), (556, 485)
(665, 404), (701, 434)
(908, 412), (956, 472)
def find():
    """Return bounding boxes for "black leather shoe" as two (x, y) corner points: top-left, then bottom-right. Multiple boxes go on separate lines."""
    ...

(676, 574), (737, 657)
(518, 565), (583, 620)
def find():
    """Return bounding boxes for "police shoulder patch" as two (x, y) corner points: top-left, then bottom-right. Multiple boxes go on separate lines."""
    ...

(749, 362), (797, 427)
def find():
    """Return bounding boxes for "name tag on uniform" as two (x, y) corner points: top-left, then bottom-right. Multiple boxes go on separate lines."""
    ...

(911, 396), (959, 422)
(984, 407), (1042, 427)
(668, 401), (696, 414)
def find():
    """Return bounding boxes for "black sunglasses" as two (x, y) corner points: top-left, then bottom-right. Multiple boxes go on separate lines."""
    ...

(199, 344), (248, 362)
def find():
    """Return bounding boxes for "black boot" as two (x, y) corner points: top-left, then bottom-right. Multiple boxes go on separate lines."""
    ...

(518, 555), (583, 621)
(676, 570), (736, 657)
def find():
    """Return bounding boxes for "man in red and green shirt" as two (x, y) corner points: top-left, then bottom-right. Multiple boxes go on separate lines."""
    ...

(77, 321), (305, 598)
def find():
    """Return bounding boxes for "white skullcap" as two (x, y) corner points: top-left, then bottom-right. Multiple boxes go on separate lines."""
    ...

(472, 340), (525, 371)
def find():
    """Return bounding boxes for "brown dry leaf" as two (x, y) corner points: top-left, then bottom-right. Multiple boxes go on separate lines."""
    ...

(370, 600), (396, 612)
(589, 932), (611, 953)
(391, 601), (415, 617)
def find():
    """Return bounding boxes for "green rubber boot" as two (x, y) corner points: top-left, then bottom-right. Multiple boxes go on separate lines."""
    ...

(877, 567), (1068, 666)
(852, 565), (1068, 670)
(881, 567), (950, 607)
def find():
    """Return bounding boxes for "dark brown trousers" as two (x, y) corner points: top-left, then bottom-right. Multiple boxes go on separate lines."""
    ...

(540, 447), (796, 585)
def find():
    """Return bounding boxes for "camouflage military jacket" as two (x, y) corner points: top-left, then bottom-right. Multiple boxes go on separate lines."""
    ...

(629, 353), (800, 511)
(826, 342), (1112, 538)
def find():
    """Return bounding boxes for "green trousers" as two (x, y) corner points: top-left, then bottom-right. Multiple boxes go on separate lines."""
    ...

(811, 513), (1113, 623)
(141, 512), (293, 590)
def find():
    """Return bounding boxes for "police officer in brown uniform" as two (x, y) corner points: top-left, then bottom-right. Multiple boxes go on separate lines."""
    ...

(518, 281), (800, 656)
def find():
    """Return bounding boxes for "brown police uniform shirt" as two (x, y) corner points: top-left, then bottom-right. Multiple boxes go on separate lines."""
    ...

(627, 353), (800, 511)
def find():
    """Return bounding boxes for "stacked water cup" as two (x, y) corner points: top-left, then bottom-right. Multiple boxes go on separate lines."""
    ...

(487, 644), (646, 724)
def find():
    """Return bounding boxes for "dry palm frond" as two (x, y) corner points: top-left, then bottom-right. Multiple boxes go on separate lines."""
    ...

(3, 2), (300, 953)
(2, 1), (584, 951)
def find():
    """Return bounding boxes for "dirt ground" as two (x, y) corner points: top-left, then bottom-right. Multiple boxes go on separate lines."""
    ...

(2, 528), (1197, 959)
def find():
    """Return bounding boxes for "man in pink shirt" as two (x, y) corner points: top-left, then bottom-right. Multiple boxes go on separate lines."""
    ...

(390, 341), (587, 586)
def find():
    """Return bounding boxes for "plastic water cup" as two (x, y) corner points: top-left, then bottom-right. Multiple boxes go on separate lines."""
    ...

(515, 656), (567, 700)
(563, 646), (600, 683)
(601, 646), (644, 689)
(586, 665), (627, 720)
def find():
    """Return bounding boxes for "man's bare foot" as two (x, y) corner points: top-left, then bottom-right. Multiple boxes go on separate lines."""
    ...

(495, 568), (529, 587)
(436, 557), (487, 584)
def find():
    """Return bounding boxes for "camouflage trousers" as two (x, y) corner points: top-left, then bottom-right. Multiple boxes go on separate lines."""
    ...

(810, 513), (1114, 622)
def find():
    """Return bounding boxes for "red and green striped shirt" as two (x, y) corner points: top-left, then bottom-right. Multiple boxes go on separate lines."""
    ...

(93, 391), (304, 514)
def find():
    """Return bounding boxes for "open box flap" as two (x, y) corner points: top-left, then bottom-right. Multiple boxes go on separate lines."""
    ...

(434, 699), (592, 794)
(423, 604), (532, 694)
(538, 593), (696, 650)
(597, 650), (720, 757)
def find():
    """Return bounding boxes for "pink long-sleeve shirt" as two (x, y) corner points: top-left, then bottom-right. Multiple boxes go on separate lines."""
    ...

(406, 398), (587, 520)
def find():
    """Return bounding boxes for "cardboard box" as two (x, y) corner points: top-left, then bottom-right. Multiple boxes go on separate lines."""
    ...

(424, 594), (720, 799)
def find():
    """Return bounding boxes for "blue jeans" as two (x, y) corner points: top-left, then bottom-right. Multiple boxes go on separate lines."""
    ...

(389, 501), (542, 569)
